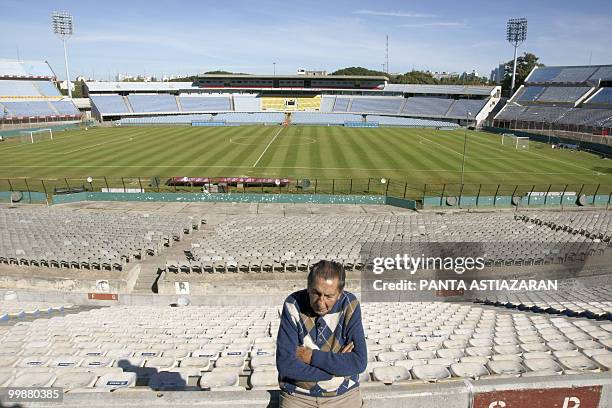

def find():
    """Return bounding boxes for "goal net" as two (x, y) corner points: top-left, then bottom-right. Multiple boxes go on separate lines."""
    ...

(19, 128), (53, 144)
(501, 133), (529, 150)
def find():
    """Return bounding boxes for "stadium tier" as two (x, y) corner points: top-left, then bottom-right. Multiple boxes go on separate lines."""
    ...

(86, 79), (499, 126)
(165, 211), (607, 274)
(89, 95), (131, 115)
(0, 80), (62, 98)
(0, 208), (200, 271)
(1, 302), (611, 392)
(525, 66), (606, 85)
(0, 59), (55, 79)
(401, 97), (454, 117)
(0, 100), (79, 118)
(495, 64), (612, 131)
(586, 88), (612, 106)
(0, 60), (79, 122)
(127, 94), (179, 113)
(348, 97), (404, 114)
(179, 96), (232, 112)
(116, 112), (460, 127)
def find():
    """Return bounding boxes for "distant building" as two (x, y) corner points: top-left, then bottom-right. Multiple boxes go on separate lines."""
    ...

(296, 69), (327, 76)
(489, 63), (506, 84)
(461, 70), (487, 81)
(58, 80), (75, 91)
(425, 70), (460, 80)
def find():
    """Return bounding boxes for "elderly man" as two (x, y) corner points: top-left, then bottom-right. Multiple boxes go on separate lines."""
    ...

(276, 260), (367, 407)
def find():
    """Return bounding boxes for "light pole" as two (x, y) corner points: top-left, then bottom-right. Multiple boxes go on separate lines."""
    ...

(52, 11), (74, 98)
(460, 111), (472, 185)
(506, 18), (527, 95)
(273, 62), (276, 76)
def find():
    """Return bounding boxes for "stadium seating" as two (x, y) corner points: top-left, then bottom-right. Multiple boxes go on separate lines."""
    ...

(0, 80), (61, 98)
(34, 81), (62, 97)
(261, 96), (321, 111)
(445, 99), (487, 119)
(127, 94), (179, 113)
(0, 60), (54, 79)
(514, 86), (546, 103)
(527, 66), (597, 84)
(0, 301), (75, 321)
(332, 98), (350, 112)
(319, 96), (335, 112)
(364, 115), (459, 128)
(233, 95), (261, 112)
(513, 106), (572, 123)
(0, 81), (42, 97)
(401, 97), (454, 117)
(589, 66), (612, 82)
(179, 96), (231, 112)
(119, 114), (213, 125)
(474, 285), (611, 320)
(214, 112), (285, 124)
(169, 211), (604, 274)
(0, 300), (610, 392)
(90, 95), (130, 115)
(0, 208), (201, 271)
(536, 87), (592, 104)
(50, 100), (80, 116)
(586, 88), (612, 105)
(290, 112), (360, 125)
(554, 108), (612, 127)
(348, 97), (403, 114)
(0, 101), (58, 117)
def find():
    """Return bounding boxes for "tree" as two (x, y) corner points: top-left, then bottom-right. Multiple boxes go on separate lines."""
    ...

(394, 70), (437, 84)
(331, 67), (388, 77)
(502, 52), (544, 94)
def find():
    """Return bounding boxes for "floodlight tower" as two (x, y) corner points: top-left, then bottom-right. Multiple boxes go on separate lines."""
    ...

(52, 11), (74, 98)
(506, 18), (528, 94)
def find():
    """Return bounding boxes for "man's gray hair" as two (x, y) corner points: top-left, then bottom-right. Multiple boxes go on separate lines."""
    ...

(307, 260), (346, 291)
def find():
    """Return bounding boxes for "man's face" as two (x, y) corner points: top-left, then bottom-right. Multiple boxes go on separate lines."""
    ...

(308, 276), (341, 316)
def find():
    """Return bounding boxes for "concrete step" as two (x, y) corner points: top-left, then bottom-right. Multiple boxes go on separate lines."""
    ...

(131, 225), (209, 294)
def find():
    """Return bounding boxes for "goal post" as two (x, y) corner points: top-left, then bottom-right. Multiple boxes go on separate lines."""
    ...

(515, 136), (529, 150)
(501, 133), (529, 150)
(19, 128), (53, 144)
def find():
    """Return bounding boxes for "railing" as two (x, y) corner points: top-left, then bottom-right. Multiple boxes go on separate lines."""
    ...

(1, 176), (610, 208)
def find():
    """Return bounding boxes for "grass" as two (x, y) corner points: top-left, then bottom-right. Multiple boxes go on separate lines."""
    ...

(0, 125), (610, 198)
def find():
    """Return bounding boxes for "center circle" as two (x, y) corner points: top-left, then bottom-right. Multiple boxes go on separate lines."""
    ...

(229, 136), (317, 146)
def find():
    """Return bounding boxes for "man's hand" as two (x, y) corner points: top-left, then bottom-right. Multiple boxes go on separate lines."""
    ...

(296, 342), (354, 365)
(296, 346), (313, 364)
(340, 341), (354, 353)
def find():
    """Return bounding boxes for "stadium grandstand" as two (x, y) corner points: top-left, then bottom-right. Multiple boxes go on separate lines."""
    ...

(0, 59), (80, 128)
(86, 74), (500, 127)
(494, 65), (612, 135)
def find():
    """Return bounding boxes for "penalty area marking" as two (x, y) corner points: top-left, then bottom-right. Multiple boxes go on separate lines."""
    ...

(0, 135), (138, 156)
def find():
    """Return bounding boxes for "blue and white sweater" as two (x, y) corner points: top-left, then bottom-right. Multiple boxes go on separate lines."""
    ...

(276, 289), (367, 397)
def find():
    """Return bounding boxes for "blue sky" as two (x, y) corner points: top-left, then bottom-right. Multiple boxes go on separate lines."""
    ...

(1, 0), (611, 80)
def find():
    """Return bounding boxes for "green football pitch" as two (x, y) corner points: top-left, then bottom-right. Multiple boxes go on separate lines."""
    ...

(0, 125), (610, 196)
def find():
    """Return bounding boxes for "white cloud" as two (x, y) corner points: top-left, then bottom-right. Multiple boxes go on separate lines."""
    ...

(399, 22), (467, 28)
(353, 10), (436, 18)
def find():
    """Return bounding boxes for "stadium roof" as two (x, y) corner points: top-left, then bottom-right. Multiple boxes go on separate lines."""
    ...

(85, 81), (197, 92)
(85, 81), (498, 96)
(382, 84), (497, 96)
(198, 74), (389, 81)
